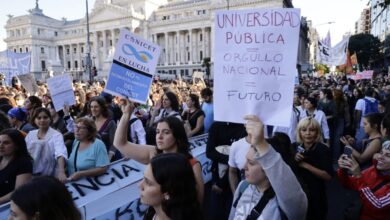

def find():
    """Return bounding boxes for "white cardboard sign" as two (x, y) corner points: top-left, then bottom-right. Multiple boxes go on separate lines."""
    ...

(46, 74), (75, 112)
(214, 8), (301, 126)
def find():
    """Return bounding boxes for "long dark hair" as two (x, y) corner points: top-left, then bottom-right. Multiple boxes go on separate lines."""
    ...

(382, 114), (390, 138)
(364, 113), (383, 133)
(144, 153), (202, 220)
(164, 91), (180, 112)
(188, 94), (201, 109)
(89, 96), (109, 118)
(11, 176), (81, 220)
(0, 128), (32, 160)
(156, 116), (191, 158)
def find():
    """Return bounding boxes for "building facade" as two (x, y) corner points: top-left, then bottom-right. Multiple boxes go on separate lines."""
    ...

(4, 0), (308, 81)
(355, 8), (371, 34)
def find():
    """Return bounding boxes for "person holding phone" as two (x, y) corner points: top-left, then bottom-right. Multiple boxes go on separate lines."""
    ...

(293, 117), (333, 220)
(337, 140), (390, 219)
(340, 113), (382, 170)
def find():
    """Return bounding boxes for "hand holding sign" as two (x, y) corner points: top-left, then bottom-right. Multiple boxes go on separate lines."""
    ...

(119, 98), (135, 115)
(151, 99), (162, 117)
(244, 115), (269, 155)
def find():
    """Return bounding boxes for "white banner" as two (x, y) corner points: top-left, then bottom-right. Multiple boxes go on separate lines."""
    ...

(0, 50), (31, 85)
(214, 8), (300, 126)
(0, 134), (211, 220)
(316, 40), (332, 65)
(330, 37), (349, 66)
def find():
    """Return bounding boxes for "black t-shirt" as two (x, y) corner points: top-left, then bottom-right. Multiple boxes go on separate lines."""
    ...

(206, 122), (247, 189)
(293, 142), (333, 219)
(0, 156), (33, 197)
(183, 109), (205, 136)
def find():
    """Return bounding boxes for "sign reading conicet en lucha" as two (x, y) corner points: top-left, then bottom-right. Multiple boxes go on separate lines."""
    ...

(104, 29), (161, 104)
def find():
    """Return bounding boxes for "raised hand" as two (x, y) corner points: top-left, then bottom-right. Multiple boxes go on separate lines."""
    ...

(243, 115), (268, 154)
(119, 98), (134, 115)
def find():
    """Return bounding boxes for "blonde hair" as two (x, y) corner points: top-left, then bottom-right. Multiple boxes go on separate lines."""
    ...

(296, 117), (323, 144)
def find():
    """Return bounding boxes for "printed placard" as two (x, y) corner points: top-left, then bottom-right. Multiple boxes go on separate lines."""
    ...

(105, 29), (160, 103)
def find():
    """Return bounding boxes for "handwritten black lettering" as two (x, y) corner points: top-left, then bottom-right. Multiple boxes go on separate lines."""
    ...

(217, 11), (300, 28)
(227, 90), (282, 101)
(223, 65), (284, 76)
(226, 32), (284, 45)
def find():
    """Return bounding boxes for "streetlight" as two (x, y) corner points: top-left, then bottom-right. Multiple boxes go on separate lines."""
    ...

(226, 0), (230, 10)
(315, 21), (336, 27)
(85, 0), (92, 83)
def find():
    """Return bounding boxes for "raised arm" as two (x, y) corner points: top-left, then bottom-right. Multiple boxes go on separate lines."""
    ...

(114, 99), (155, 164)
(244, 115), (308, 220)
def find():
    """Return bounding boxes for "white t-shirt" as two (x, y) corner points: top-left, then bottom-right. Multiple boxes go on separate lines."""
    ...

(355, 96), (377, 126)
(228, 137), (251, 170)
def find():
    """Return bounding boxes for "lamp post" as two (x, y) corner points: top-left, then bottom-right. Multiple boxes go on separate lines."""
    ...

(226, 0), (230, 10)
(85, 0), (92, 83)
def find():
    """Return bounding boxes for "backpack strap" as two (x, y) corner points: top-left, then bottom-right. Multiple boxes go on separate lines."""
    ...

(293, 106), (300, 123)
(246, 187), (276, 220)
(233, 180), (250, 208)
(127, 117), (139, 142)
(98, 118), (112, 134)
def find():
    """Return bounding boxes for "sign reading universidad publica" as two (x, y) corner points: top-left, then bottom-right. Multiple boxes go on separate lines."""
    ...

(214, 8), (301, 127)
(104, 28), (161, 104)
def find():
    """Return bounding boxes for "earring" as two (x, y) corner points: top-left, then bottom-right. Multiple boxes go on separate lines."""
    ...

(164, 194), (170, 200)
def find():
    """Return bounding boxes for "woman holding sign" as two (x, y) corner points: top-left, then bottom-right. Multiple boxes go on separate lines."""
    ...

(114, 98), (204, 204)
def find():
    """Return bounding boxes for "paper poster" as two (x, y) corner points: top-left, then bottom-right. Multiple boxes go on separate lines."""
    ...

(214, 8), (301, 126)
(46, 74), (75, 111)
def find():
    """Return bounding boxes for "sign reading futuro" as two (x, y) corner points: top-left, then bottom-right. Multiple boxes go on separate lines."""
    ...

(104, 29), (161, 104)
(214, 9), (301, 127)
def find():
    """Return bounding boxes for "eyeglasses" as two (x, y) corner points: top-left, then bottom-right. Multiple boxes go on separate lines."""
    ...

(74, 125), (87, 130)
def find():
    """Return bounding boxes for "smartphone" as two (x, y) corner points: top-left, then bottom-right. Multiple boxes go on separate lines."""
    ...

(344, 147), (353, 158)
(297, 146), (305, 154)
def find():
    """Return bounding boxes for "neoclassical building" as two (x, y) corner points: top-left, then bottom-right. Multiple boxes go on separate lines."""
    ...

(4, 0), (307, 81)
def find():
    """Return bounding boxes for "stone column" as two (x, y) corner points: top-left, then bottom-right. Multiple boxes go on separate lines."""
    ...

(77, 44), (81, 70)
(69, 44), (74, 70)
(111, 29), (115, 48)
(202, 28), (206, 60)
(188, 29), (192, 64)
(176, 31), (180, 64)
(210, 27), (214, 62)
(103, 30), (107, 61)
(62, 45), (66, 68)
(94, 31), (100, 69)
(164, 32), (168, 65)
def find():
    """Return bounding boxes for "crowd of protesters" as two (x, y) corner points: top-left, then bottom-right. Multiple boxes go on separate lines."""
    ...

(0, 73), (390, 220)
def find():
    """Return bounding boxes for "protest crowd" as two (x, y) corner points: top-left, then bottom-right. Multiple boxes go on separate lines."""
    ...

(0, 70), (390, 220)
